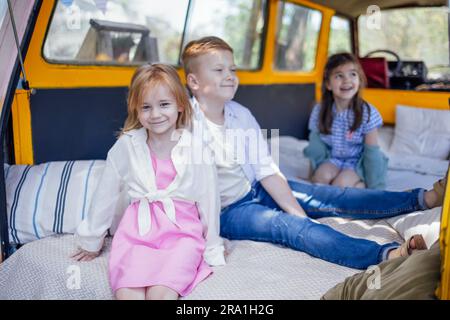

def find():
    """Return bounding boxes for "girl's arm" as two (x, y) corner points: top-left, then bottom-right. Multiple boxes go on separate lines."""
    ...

(363, 104), (383, 146)
(364, 128), (379, 146)
(260, 173), (306, 217)
(196, 150), (226, 267)
(72, 153), (124, 261)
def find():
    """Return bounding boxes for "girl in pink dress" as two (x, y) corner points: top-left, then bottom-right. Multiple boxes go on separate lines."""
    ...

(72, 64), (225, 300)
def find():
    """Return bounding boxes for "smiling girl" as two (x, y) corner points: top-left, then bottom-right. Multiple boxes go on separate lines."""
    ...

(71, 64), (225, 300)
(305, 53), (387, 189)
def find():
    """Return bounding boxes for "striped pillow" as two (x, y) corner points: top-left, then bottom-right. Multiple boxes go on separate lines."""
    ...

(4, 160), (105, 244)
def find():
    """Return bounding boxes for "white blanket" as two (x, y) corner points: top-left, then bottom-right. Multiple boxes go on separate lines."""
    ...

(0, 216), (402, 300)
(0, 134), (445, 300)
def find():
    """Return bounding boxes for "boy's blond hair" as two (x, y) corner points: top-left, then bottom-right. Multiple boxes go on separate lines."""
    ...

(121, 63), (192, 134)
(181, 36), (233, 75)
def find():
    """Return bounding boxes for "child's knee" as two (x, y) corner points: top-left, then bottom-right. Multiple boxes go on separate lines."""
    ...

(331, 177), (351, 188)
(312, 168), (335, 184)
(115, 287), (145, 300)
(146, 287), (178, 300)
(152, 291), (178, 300)
(332, 171), (361, 188)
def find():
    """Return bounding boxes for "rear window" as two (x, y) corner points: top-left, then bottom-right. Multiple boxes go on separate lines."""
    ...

(358, 7), (449, 81)
(43, 0), (267, 69)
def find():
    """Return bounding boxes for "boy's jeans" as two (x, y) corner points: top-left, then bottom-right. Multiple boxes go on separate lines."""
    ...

(220, 180), (428, 269)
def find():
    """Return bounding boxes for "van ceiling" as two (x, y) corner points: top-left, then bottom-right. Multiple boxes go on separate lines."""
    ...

(310, 0), (447, 17)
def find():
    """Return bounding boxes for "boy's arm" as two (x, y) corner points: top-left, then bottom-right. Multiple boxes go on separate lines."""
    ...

(260, 173), (306, 217)
(244, 110), (306, 216)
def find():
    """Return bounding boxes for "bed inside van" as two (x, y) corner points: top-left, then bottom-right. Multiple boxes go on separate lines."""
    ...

(1, 0), (449, 300)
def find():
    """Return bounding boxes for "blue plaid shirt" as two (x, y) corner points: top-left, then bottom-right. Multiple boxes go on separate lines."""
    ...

(308, 103), (383, 164)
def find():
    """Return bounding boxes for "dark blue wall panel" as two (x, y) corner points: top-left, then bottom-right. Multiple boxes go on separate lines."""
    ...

(30, 83), (315, 163)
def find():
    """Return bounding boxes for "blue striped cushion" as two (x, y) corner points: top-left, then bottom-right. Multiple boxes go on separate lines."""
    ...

(4, 160), (105, 244)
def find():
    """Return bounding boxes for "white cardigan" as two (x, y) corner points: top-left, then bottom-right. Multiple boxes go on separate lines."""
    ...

(75, 127), (226, 266)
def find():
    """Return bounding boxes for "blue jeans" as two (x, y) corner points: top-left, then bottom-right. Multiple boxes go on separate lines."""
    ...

(220, 180), (427, 269)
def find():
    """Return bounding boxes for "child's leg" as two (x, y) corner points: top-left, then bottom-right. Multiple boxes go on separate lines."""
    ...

(282, 180), (428, 219)
(115, 287), (146, 300)
(146, 285), (179, 300)
(311, 162), (340, 185)
(331, 169), (364, 188)
(220, 199), (398, 269)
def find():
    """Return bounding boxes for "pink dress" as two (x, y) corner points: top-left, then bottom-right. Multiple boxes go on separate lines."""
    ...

(108, 151), (212, 296)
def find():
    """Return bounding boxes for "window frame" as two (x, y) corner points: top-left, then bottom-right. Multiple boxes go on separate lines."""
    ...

(41, 0), (270, 71)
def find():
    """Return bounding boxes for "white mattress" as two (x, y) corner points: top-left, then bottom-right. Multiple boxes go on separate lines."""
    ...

(0, 134), (446, 300)
(0, 217), (403, 300)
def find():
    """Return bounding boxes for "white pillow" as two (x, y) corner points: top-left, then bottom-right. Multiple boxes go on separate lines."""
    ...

(5, 160), (105, 244)
(378, 125), (395, 154)
(386, 206), (441, 249)
(390, 105), (450, 160)
(386, 153), (449, 176)
(271, 136), (312, 181)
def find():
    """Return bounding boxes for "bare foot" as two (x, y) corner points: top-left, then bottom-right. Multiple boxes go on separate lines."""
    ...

(424, 189), (440, 209)
(387, 248), (399, 260)
(387, 237), (418, 260)
(425, 176), (447, 208)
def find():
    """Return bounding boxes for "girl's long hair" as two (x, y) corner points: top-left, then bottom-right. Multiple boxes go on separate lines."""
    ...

(121, 63), (192, 135)
(319, 53), (368, 135)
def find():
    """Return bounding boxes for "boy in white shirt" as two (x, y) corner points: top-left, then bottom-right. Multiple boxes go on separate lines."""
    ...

(181, 36), (445, 269)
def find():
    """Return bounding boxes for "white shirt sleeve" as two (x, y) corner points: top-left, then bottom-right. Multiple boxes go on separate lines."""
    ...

(195, 148), (226, 266)
(75, 152), (124, 252)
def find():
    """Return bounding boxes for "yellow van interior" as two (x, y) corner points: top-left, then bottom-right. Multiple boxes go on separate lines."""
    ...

(1, 0), (449, 300)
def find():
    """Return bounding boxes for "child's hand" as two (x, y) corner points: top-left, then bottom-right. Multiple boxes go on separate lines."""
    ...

(71, 248), (100, 262)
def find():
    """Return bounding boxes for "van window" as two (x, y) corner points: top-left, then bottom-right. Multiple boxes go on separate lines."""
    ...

(274, 1), (322, 71)
(0, 1), (7, 29)
(44, 0), (189, 65)
(183, 0), (267, 70)
(358, 7), (449, 81)
(43, 0), (267, 69)
(328, 15), (352, 56)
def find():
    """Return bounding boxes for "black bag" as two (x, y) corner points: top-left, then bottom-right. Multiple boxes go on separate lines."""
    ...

(388, 60), (428, 90)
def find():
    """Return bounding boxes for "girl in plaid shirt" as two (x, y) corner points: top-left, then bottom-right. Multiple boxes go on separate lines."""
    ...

(306, 53), (386, 189)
